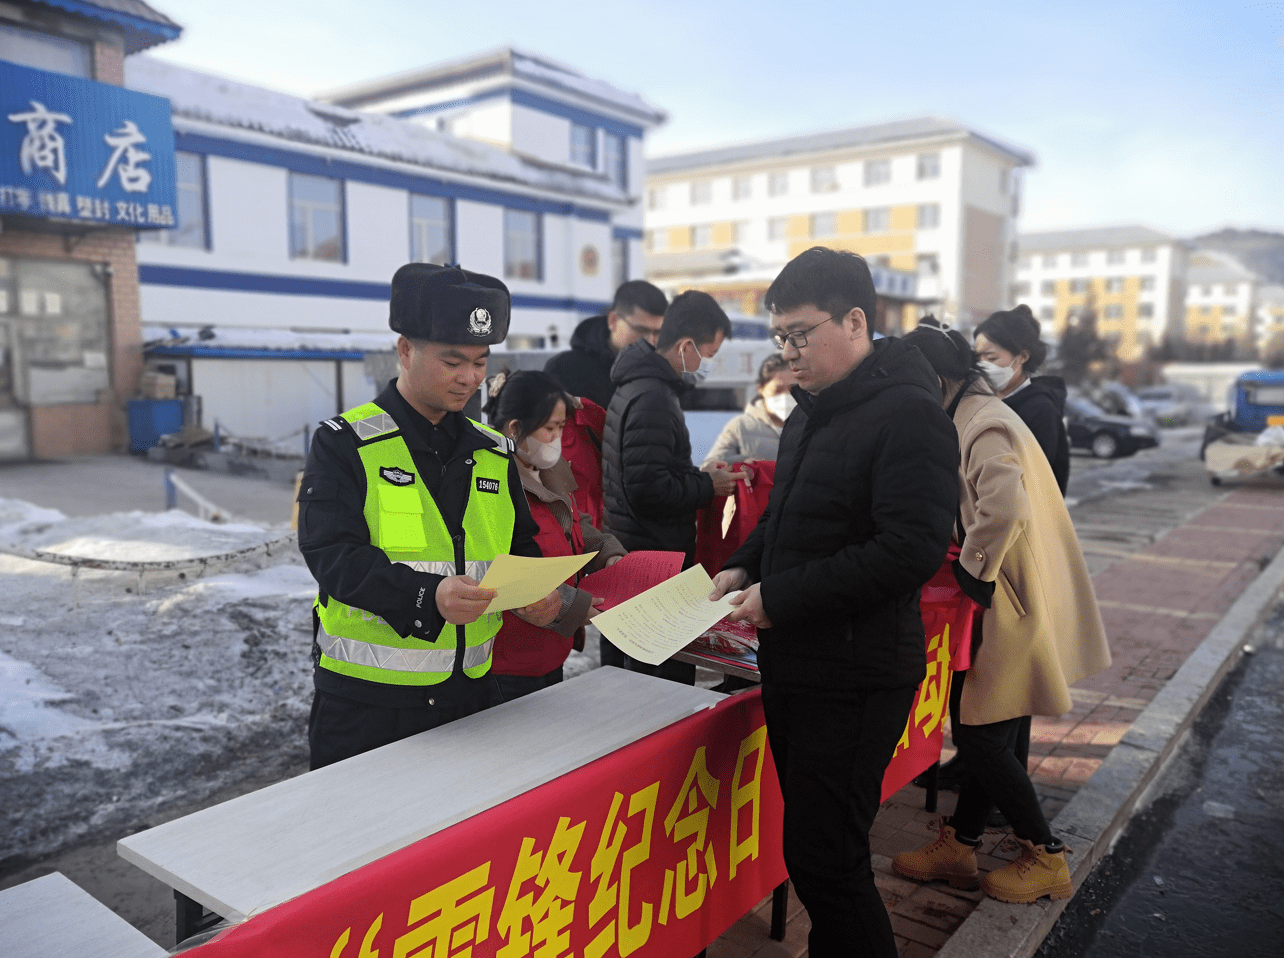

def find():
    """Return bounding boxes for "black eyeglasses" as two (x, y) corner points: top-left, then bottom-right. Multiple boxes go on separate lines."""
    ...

(770, 318), (830, 350)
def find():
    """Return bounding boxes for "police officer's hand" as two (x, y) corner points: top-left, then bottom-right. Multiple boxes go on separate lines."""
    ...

(436, 575), (498, 625)
(708, 567), (750, 601)
(513, 589), (561, 628)
(726, 582), (772, 628)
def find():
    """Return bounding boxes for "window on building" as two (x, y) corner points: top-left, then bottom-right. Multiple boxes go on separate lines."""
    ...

(768, 171), (789, 196)
(1107, 249), (1125, 265)
(1200, 305), (1211, 316)
(139, 151), (208, 249)
(603, 133), (627, 188)
(1141, 247), (1157, 263)
(1103, 304), (1123, 319)
(612, 235), (628, 288)
(916, 253), (939, 276)
(1018, 256), (1032, 270)
(570, 123), (596, 167)
(811, 212), (837, 238)
(1106, 277), (1125, 293)
(864, 207), (889, 233)
(1224, 283), (1238, 296)
(1202, 285), (1212, 296)
(0, 21), (90, 77)
(503, 209), (541, 280)
(1140, 276), (1156, 292)
(289, 172), (345, 262)
(1040, 306), (1054, 320)
(1042, 254), (1058, 268)
(811, 166), (838, 192)
(916, 152), (940, 180)
(733, 176), (752, 200)
(768, 217), (788, 240)
(1040, 280), (1056, 295)
(917, 203), (940, 229)
(1070, 252), (1089, 267)
(648, 186), (665, 210)
(409, 194), (453, 265)
(692, 224), (713, 248)
(1070, 278), (1089, 294)
(1012, 281), (1031, 297)
(690, 181), (712, 205)
(1138, 303), (1154, 318)
(1224, 303), (1238, 316)
(864, 159), (891, 186)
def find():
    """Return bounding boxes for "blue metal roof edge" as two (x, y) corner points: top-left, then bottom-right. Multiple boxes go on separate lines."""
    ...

(31, 0), (181, 53)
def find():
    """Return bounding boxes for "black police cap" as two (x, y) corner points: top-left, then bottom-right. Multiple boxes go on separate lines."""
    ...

(389, 263), (510, 345)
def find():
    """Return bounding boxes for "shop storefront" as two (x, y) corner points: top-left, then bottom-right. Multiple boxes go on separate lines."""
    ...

(0, 0), (180, 459)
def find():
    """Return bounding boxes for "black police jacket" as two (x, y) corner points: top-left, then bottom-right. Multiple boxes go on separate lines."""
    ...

(297, 381), (540, 706)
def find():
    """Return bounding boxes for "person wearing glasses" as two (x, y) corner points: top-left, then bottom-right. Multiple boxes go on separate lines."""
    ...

(708, 248), (958, 958)
(543, 280), (668, 409)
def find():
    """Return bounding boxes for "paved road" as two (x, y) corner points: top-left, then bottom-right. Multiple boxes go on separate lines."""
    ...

(1035, 600), (1284, 958)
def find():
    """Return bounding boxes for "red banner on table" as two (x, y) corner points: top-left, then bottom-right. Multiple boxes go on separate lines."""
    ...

(880, 552), (979, 801)
(191, 691), (786, 958)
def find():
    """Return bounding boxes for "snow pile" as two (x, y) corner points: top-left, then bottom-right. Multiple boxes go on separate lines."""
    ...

(141, 324), (398, 354)
(0, 499), (290, 565)
(0, 650), (97, 743)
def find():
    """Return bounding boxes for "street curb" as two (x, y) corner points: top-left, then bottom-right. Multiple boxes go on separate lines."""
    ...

(933, 542), (1284, 958)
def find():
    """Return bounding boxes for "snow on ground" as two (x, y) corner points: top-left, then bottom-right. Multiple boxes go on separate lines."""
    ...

(0, 499), (316, 870)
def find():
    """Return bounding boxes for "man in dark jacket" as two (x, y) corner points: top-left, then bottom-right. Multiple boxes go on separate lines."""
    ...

(544, 280), (667, 408)
(710, 248), (959, 958)
(601, 290), (748, 677)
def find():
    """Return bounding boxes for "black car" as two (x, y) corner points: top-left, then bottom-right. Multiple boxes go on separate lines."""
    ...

(1065, 391), (1161, 459)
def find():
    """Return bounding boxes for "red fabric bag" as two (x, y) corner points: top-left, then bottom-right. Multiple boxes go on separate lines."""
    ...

(560, 397), (606, 528)
(695, 461), (776, 576)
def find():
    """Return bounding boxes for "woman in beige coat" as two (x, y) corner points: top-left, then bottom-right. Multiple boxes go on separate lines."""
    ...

(893, 319), (1111, 905)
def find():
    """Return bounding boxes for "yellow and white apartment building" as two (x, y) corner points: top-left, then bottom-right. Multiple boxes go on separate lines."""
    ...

(1258, 284), (1284, 349)
(1183, 251), (1258, 349)
(642, 117), (1034, 334)
(1014, 226), (1187, 362)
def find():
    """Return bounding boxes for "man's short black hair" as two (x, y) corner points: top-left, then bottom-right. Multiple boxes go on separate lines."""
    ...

(612, 280), (668, 318)
(656, 290), (733, 352)
(764, 246), (877, 338)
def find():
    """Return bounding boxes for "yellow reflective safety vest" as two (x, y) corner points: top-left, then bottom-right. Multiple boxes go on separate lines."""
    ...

(314, 401), (515, 685)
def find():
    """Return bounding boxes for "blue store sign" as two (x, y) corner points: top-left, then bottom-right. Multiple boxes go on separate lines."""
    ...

(0, 60), (176, 228)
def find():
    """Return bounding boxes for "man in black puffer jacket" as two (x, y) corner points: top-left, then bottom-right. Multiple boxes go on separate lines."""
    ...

(601, 290), (749, 678)
(711, 248), (958, 958)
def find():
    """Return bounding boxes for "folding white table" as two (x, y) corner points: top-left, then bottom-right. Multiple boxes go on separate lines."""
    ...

(118, 667), (723, 943)
(0, 872), (166, 958)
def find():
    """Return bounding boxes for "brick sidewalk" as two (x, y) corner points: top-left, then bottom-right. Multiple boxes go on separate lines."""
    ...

(709, 486), (1284, 957)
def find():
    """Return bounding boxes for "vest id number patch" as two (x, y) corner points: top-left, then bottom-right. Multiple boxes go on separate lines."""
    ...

(476, 477), (501, 494)
(380, 466), (415, 486)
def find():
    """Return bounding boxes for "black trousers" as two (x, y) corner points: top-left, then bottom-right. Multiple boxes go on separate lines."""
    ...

(600, 634), (696, 685)
(948, 670), (1054, 846)
(308, 676), (496, 770)
(761, 681), (916, 958)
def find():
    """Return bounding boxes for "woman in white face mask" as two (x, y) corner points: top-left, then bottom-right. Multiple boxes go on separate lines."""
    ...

(482, 371), (625, 702)
(701, 353), (800, 467)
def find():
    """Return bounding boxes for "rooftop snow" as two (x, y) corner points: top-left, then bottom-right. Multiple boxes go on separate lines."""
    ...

(125, 57), (631, 204)
(647, 116), (1035, 174)
(142, 324), (397, 356)
(1019, 225), (1175, 253)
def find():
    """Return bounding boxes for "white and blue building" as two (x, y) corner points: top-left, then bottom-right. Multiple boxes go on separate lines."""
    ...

(130, 48), (664, 445)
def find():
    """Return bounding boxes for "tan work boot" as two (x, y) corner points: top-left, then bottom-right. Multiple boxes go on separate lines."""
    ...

(891, 819), (980, 890)
(981, 839), (1073, 904)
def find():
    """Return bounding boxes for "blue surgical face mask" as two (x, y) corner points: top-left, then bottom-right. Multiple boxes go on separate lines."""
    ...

(680, 340), (716, 385)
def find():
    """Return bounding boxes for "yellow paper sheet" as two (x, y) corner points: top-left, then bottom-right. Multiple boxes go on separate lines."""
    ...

(479, 552), (597, 613)
(591, 564), (742, 666)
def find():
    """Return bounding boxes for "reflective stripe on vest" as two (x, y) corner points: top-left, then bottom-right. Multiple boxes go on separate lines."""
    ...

(314, 402), (515, 686)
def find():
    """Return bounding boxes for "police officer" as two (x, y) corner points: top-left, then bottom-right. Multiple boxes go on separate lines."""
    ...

(298, 263), (560, 769)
